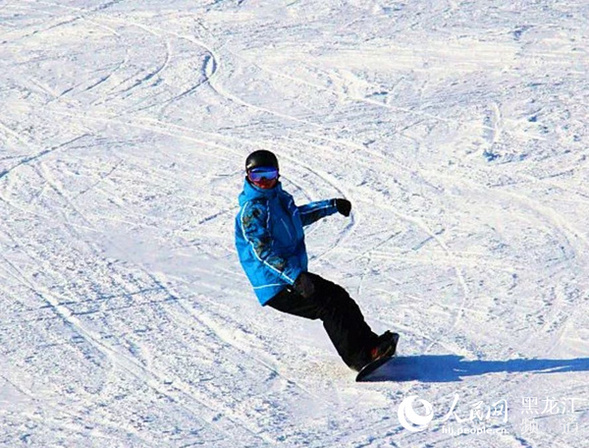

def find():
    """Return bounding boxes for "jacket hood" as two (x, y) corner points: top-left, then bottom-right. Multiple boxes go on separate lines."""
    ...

(238, 178), (282, 206)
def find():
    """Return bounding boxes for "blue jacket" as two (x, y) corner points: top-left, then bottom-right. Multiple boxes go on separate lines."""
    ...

(235, 179), (338, 305)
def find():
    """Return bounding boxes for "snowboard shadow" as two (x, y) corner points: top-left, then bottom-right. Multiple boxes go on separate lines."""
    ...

(362, 355), (589, 383)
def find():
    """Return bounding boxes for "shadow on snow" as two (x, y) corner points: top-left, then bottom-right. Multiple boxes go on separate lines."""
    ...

(362, 355), (589, 383)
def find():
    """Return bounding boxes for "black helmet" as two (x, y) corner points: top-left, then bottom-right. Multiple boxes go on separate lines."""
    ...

(245, 150), (279, 172)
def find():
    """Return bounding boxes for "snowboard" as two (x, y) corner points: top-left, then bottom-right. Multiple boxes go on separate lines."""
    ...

(355, 333), (399, 382)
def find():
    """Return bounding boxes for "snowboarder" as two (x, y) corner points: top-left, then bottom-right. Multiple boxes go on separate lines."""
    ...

(235, 150), (397, 372)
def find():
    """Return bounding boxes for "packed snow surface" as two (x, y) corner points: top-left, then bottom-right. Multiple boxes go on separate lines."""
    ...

(1, 1), (588, 447)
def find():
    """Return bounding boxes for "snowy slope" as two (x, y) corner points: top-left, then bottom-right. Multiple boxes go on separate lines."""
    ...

(1, 1), (588, 447)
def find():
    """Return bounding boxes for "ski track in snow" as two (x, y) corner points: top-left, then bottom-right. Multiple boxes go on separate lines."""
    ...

(1, 1), (588, 447)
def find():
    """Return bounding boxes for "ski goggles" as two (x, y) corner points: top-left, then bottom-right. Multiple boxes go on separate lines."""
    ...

(247, 167), (279, 183)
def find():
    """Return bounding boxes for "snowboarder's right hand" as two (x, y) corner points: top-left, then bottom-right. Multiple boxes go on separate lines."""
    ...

(293, 272), (315, 298)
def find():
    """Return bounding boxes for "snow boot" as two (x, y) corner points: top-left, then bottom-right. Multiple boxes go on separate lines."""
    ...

(370, 331), (399, 362)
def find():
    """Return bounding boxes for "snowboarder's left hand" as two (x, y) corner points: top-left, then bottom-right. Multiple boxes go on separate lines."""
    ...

(335, 198), (352, 217)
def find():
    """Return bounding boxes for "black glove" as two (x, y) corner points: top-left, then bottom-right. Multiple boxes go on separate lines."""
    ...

(293, 272), (315, 298)
(335, 198), (352, 217)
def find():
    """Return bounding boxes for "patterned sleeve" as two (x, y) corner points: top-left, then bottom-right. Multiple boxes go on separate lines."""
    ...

(240, 200), (301, 284)
(297, 199), (338, 227)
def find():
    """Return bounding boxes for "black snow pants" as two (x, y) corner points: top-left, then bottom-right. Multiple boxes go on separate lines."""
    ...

(266, 273), (378, 371)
